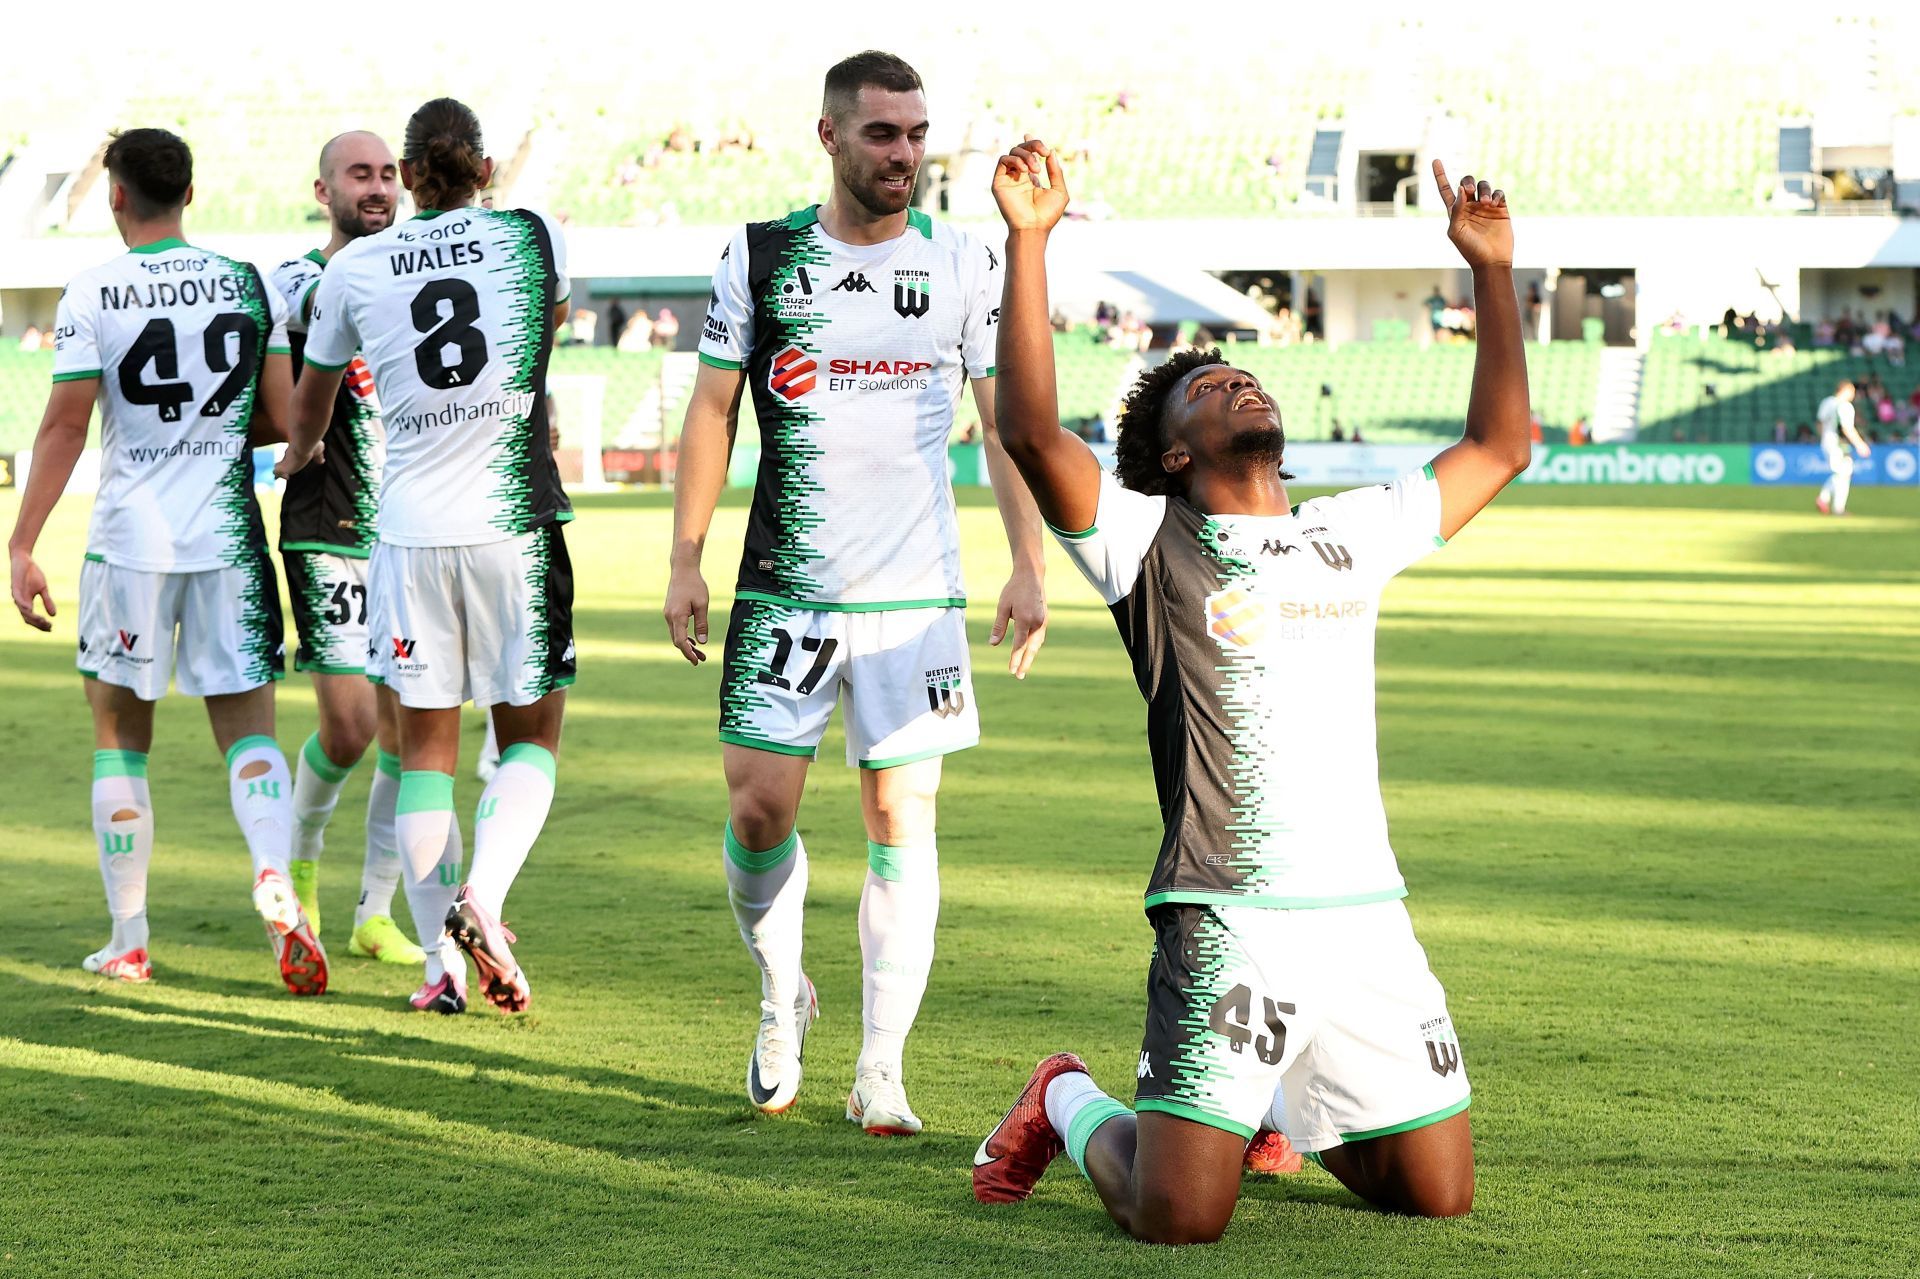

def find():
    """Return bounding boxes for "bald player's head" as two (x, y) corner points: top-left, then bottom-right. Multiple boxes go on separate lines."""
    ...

(315, 131), (398, 240)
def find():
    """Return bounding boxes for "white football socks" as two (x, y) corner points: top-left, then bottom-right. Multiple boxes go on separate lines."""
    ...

(857, 839), (939, 1075)
(92, 749), (153, 955)
(226, 735), (293, 878)
(358, 750), (404, 926)
(465, 742), (556, 918)
(291, 730), (356, 860)
(404, 819), (463, 984)
(1043, 1071), (1132, 1177)
(724, 824), (808, 1023)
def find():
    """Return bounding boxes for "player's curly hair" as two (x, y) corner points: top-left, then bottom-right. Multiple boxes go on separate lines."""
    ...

(403, 98), (486, 212)
(1114, 347), (1215, 496)
(103, 128), (192, 218)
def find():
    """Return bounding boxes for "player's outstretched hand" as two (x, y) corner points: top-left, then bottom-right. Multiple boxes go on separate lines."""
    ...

(992, 136), (1070, 234)
(273, 440), (325, 480)
(663, 564), (710, 666)
(1433, 160), (1512, 269)
(10, 548), (54, 632)
(990, 571), (1048, 679)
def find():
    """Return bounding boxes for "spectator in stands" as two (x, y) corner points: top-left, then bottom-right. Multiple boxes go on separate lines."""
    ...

(1528, 411), (1543, 444)
(1350, 426), (1365, 444)
(607, 299), (629, 347)
(1525, 280), (1541, 335)
(18, 325), (41, 352)
(1772, 419), (1789, 444)
(1570, 417), (1591, 446)
(1304, 289), (1322, 338)
(1049, 307), (1071, 333)
(652, 308), (680, 349)
(1426, 285), (1448, 337)
(1721, 306), (1738, 335)
(1329, 422), (1345, 442)
(1095, 300), (1118, 327)
(617, 310), (653, 353)
(1270, 306), (1302, 346)
(1814, 318), (1836, 348)
(1795, 424), (1816, 443)
(665, 123), (695, 154)
(571, 307), (598, 347)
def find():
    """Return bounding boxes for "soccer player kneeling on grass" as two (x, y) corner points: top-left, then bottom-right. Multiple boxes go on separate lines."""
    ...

(8, 128), (321, 994)
(970, 144), (1531, 1242)
(279, 98), (574, 1016)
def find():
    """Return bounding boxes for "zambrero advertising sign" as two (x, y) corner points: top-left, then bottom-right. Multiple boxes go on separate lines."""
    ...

(1520, 444), (1746, 485)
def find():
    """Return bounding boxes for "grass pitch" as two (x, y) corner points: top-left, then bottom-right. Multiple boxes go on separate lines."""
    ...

(0, 482), (1915, 1278)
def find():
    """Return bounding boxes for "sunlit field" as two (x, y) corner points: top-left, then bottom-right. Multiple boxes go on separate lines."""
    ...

(0, 483), (1914, 1278)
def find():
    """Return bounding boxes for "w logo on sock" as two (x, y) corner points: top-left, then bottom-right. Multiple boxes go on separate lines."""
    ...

(246, 780), (282, 800)
(437, 864), (460, 886)
(476, 797), (499, 820)
(101, 832), (136, 857)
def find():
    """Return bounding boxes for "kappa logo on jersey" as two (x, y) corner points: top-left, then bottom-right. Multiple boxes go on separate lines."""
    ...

(925, 666), (966, 717)
(344, 357), (375, 401)
(987, 306), (1000, 326)
(1312, 541), (1354, 571)
(832, 272), (876, 294)
(117, 629), (139, 652)
(1262, 539), (1300, 556)
(1207, 588), (1268, 649)
(986, 245), (999, 270)
(1136, 1051), (1153, 1079)
(892, 269), (932, 319)
(769, 346), (818, 402)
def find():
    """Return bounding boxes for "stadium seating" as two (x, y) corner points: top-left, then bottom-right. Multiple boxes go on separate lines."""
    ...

(1637, 332), (1920, 442)
(8, 15), (1905, 232)
(1220, 338), (1601, 443)
(0, 349), (60, 451)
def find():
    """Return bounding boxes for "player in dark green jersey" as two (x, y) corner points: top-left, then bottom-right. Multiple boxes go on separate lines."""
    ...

(269, 132), (434, 977)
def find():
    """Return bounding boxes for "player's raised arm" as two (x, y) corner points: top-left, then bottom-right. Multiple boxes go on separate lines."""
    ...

(991, 138), (1102, 535)
(8, 378), (96, 630)
(1426, 161), (1531, 540)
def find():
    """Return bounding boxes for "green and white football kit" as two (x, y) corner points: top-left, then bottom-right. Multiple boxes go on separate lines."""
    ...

(270, 251), (383, 675)
(699, 206), (997, 765)
(54, 238), (290, 699)
(1053, 464), (1470, 1152)
(302, 207), (574, 709)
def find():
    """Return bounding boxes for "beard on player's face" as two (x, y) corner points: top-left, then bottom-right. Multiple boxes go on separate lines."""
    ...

(333, 197), (394, 240)
(837, 149), (917, 219)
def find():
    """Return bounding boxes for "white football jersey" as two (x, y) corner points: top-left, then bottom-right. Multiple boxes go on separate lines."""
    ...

(1816, 395), (1854, 449)
(303, 206), (571, 548)
(52, 237), (290, 572)
(1052, 465), (1446, 909)
(698, 206), (1000, 609)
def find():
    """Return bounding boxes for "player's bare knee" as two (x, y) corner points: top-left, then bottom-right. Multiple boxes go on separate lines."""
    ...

(1126, 1187), (1231, 1246)
(1397, 1174), (1474, 1218)
(317, 709), (375, 764)
(729, 791), (797, 851)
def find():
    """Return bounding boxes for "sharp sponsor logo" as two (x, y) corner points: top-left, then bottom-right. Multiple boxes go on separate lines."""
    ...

(827, 358), (933, 376)
(925, 666), (966, 717)
(1206, 587), (1371, 648)
(892, 269), (931, 319)
(769, 345), (817, 401)
(832, 271), (876, 293)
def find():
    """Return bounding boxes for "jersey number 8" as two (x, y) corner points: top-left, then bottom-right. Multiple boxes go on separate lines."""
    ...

(118, 314), (260, 423)
(410, 279), (490, 389)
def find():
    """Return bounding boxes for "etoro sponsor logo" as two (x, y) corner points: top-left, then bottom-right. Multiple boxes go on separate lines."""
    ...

(769, 346), (818, 402)
(892, 268), (931, 319)
(1523, 444), (1742, 485)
